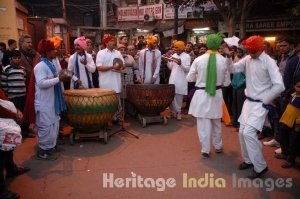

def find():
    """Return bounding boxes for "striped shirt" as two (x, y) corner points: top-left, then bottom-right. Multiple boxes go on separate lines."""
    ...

(1, 64), (27, 98)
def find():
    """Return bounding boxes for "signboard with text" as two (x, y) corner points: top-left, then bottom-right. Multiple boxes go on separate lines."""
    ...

(236, 18), (300, 31)
(118, 4), (163, 21)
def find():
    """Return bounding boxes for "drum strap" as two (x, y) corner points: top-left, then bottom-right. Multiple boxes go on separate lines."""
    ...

(75, 53), (93, 89)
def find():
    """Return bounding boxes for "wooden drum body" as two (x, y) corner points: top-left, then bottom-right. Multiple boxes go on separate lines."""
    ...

(64, 88), (118, 131)
(126, 84), (175, 116)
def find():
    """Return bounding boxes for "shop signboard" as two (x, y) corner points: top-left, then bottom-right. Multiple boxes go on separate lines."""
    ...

(118, 4), (163, 21)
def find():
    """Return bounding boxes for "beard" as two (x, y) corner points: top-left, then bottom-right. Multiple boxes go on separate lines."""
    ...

(21, 48), (36, 58)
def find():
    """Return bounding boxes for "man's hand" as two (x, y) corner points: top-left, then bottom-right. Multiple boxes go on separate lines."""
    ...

(75, 79), (82, 88)
(58, 70), (71, 82)
(80, 58), (87, 65)
(16, 110), (23, 124)
(151, 77), (156, 84)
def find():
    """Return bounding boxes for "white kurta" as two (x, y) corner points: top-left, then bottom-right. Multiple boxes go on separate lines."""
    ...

(187, 53), (231, 118)
(68, 52), (96, 89)
(52, 57), (64, 91)
(138, 48), (161, 84)
(96, 49), (124, 93)
(34, 61), (61, 150)
(168, 52), (191, 95)
(229, 52), (285, 131)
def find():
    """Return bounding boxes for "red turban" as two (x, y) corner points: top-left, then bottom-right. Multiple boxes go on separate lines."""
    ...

(37, 39), (55, 56)
(102, 34), (116, 44)
(74, 36), (87, 50)
(242, 35), (265, 54)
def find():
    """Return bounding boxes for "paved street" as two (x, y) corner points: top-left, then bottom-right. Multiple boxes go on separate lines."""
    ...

(9, 115), (300, 199)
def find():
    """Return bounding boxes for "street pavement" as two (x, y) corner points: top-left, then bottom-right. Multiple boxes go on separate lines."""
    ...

(8, 115), (300, 199)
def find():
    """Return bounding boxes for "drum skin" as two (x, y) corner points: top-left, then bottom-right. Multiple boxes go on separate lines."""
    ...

(126, 84), (175, 116)
(64, 88), (118, 130)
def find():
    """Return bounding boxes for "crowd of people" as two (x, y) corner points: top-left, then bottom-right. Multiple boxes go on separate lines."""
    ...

(0, 32), (300, 199)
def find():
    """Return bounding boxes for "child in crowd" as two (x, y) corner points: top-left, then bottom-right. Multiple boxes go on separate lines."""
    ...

(277, 75), (300, 168)
(0, 50), (32, 138)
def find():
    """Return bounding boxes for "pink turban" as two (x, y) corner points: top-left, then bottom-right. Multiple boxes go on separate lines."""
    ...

(242, 35), (265, 54)
(117, 44), (126, 50)
(74, 36), (87, 50)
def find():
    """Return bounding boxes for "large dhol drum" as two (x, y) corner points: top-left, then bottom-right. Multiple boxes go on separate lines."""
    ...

(126, 84), (175, 127)
(64, 88), (118, 131)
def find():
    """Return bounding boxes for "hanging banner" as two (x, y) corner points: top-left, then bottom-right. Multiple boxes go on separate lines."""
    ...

(118, 4), (163, 21)
(164, 1), (217, 20)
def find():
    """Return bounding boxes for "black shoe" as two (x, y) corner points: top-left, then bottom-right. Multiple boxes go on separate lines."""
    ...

(257, 132), (266, 140)
(6, 166), (31, 178)
(281, 161), (295, 169)
(247, 167), (268, 179)
(238, 162), (253, 170)
(215, 148), (223, 153)
(36, 149), (57, 161)
(275, 153), (287, 160)
(0, 190), (20, 199)
(201, 153), (209, 159)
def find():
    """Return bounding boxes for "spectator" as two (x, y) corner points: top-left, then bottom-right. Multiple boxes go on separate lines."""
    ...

(0, 87), (30, 199)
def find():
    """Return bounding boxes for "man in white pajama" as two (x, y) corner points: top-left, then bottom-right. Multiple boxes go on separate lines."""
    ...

(187, 33), (230, 159)
(96, 34), (124, 122)
(34, 39), (69, 160)
(165, 41), (191, 120)
(226, 35), (285, 179)
(138, 36), (161, 84)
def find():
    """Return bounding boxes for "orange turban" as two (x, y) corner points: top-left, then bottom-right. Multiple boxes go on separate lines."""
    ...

(147, 35), (157, 45)
(102, 34), (116, 44)
(174, 41), (185, 51)
(49, 36), (62, 49)
(242, 35), (265, 54)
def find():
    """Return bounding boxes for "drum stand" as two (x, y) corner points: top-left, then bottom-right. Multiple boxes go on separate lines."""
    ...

(110, 73), (139, 139)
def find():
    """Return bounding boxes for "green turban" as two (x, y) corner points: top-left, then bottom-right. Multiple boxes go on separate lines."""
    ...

(206, 32), (225, 51)
(205, 32), (225, 96)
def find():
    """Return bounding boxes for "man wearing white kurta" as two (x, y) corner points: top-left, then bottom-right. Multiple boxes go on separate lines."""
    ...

(166, 41), (191, 120)
(96, 34), (124, 93)
(227, 36), (285, 179)
(68, 36), (96, 89)
(34, 39), (69, 161)
(138, 36), (161, 84)
(187, 33), (231, 159)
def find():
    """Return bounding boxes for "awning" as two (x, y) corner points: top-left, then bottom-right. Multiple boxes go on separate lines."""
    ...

(111, 22), (156, 31)
(111, 20), (185, 32)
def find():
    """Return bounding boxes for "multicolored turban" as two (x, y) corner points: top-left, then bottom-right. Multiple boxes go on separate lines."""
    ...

(49, 36), (62, 49)
(147, 35), (157, 45)
(102, 34), (116, 44)
(173, 41), (185, 51)
(74, 36), (87, 50)
(37, 39), (55, 56)
(242, 35), (265, 54)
